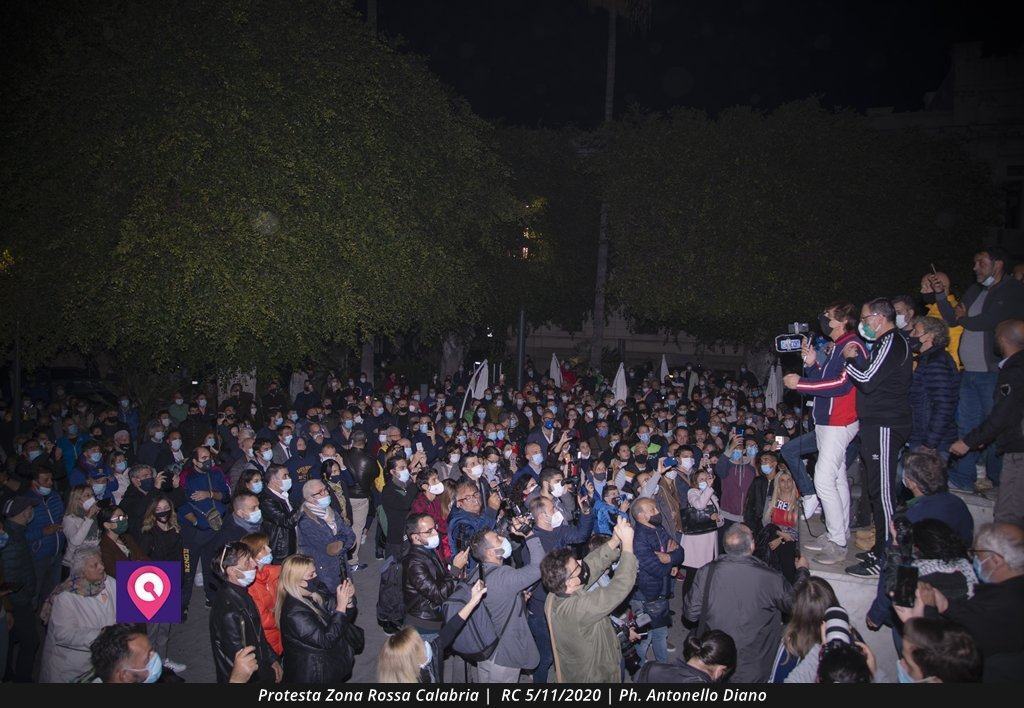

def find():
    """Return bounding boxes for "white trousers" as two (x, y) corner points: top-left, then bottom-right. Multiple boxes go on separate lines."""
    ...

(814, 421), (859, 546)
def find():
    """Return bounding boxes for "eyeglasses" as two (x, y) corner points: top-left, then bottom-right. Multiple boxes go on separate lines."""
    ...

(458, 493), (481, 502)
(967, 548), (1001, 561)
(859, 313), (879, 322)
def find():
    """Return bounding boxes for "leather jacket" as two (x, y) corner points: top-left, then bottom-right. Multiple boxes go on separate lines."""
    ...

(401, 543), (459, 629)
(258, 489), (301, 562)
(279, 579), (363, 684)
(342, 447), (375, 498)
(209, 581), (278, 683)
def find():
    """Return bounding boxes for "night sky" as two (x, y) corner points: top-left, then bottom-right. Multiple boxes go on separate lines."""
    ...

(363, 0), (1020, 127)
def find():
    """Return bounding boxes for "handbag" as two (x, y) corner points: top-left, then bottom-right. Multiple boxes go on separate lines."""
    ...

(681, 501), (718, 535)
(192, 472), (223, 531)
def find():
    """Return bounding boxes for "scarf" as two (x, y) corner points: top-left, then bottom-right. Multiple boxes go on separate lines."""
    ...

(40, 575), (108, 625)
(305, 501), (337, 534)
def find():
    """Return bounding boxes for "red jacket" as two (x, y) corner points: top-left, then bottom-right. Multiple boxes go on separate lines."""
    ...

(248, 563), (282, 655)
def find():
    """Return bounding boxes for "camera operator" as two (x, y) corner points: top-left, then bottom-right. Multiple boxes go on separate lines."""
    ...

(528, 467), (576, 522)
(630, 497), (684, 665)
(782, 302), (867, 565)
(446, 480), (498, 567)
(401, 513), (468, 640)
(541, 515), (638, 682)
(522, 495), (596, 683)
(841, 298), (913, 576)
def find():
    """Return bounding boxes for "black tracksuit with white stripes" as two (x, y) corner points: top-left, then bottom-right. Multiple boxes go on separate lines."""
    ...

(845, 328), (913, 557)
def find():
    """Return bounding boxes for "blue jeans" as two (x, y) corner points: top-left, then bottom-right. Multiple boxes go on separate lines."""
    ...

(526, 610), (552, 683)
(639, 626), (669, 664)
(952, 371), (1002, 488)
(781, 428), (862, 497)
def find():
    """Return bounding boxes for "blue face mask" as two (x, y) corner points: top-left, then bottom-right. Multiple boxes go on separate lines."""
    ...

(730, 449), (743, 462)
(343, 420), (354, 430)
(897, 660), (918, 684)
(129, 651), (164, 683)
(89, 452), (102, 463)
(496, 430), (505, 440)
(27, 449), (42, 462)
(973, 556), (991, 584)
(543, 420), (555, 430)
(251, 480), (264, 494)
(746, 446), (758, 458)
(760, 464), (773, 474)
(598, 429), (608, 438)
(444, 426), (454, 436)
(247, 510), (262, 524)
(710, 425), (722, 435)
(639, 433), (650, 444)
(0, 532), (8, 550)
(487, 432), (497, 441)
(420, 424), (429, 434)
(92, 483), (107, 497)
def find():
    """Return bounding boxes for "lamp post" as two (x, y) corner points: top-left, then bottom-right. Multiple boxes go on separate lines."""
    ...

(515, 242), (529, 391)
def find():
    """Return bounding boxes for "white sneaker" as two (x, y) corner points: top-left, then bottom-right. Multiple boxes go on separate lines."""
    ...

(163, 658), (187, 673)
(803, 535), (829, 552)
(802, 494), (820, 519)
(814, 540), (848, 565)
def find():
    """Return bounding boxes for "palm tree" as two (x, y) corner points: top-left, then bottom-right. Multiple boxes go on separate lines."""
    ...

(588, 0), (651, 369)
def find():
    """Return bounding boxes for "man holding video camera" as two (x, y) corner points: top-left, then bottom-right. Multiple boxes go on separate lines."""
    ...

(841, 298), (913, 576)
(783, 302), (867, 565)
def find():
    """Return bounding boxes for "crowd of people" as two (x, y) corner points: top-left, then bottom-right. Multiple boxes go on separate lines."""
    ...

(1, 247), (1023, 684)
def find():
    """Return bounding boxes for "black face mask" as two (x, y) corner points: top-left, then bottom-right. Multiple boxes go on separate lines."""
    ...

(921, 292), (937, 304)
(154, 510), (172, 522)
(648, 513), (663, 527)
(908, 335), (923, 353)
(817, 313), (832, 333)
(635, 454), (649, 466)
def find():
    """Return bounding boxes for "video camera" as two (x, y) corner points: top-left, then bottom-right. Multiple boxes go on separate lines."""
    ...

(495, 480), (534, 537)
(617, 609), (654, 676)
(775, 321), (811, 354)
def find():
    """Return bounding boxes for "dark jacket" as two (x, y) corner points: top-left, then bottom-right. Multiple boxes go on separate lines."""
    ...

(845, 328), (913, 427)
(279, 581), (362, 684)
(259, 489), (301, 562)
(684, 554), (807, 684)
(296, 509), (355, 592)
(402, 543), (458, 629)
(178, 414), (212, 456)
(342, 447), (375, 499)
(380, 480), (416, 547)
(98, 533), (149, 577)
(743, 474), (775, 538)
(936, 276), (1024, 372)
(905, 492), (975, 545)
(633, 521), (684, 602)
(963, 350), (1024, 454)
(136, 440), (172, 473)
(446, 507), (498, 558)
(138, 525), (184, 563)
(909, 347), (960, 450)
(794, 330), (867, 427)
(943, 574), (1024, 683)
(0, 522), (37, 609)
(636, 658), (713, 683)
(121, 484), (160, 540)
(209, 581), (278, 683)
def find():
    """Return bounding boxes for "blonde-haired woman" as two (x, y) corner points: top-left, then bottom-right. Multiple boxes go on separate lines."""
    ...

(755, 469), (801, 584)
(275, 554), (363, 684)
(378, 579), (486, 683)
(138, 495), (188, 673)
(62, 484), (100, 569)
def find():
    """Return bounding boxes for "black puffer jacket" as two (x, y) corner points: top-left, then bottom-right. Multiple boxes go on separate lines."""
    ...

(259, 489), (301, 562)
(342, 447), (375, 499)
(209, 581), (278, 683)
(279, 580), (363, 684)
(402, 543), (459, 630)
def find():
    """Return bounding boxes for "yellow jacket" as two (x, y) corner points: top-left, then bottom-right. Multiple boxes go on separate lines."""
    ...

(926, 294), (963, 369)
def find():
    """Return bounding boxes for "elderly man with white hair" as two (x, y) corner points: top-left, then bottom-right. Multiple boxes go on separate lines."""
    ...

(39, 547), (117, 682)
(296, 478), (355, 592)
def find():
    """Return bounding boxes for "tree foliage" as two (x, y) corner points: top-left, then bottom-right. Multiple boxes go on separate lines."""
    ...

(599, 100), (1000, 344)
(0, 0), (514, 379)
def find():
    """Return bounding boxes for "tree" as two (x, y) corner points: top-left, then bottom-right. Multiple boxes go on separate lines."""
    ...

(599, 99), (999, 345)
(0, 1), (514, 397)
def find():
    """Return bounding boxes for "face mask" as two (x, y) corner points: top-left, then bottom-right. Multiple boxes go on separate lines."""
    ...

(897, 659), (922, 684)
(761, 464), (774, 474)
(784, 420), (795, 429)
(258, 552), (273, 566)
(470, 464), (484, 479)
(447, 452), (461, 464)
(499, 537), (513, 559)
(153, 430), (166, 442)
(982, 274), (996, 287)
(280, 477), (293, 492)
(237, 568), (257, 587)
(171, 439), (183, 451)
(247, 509), (263, 524)
(817, 313), (832, 332)
(419, 636), (434, 669)
(681, 458), (695, 470)
(112, 519), (128, 534)
(421, 531), (441, 550)
(27, 449), (42, 462)
(598, 429), (608, 438)
(698, 481), (709, 491)
(730, 449), (743, 462)
(37, 485), (53, 496)
(531, 452), (544, 466)
(428, 482), (444, 495)
(89, 451), (102, 463)
(174, 398), (184, 406)
(972, 555), (992, 584)
(129, 651), (164, 683)
(403, 447), (413, 459)
(457, 434), (467, 444)
(551, 482), (565, 497)
(315, 495), (331, 508)
(83, 497), (97, 511)
(549, 509), (565, 528)
(639, 432), (650, 444)
(496, 430), (505, 440)
(114, 460), (128, 473)
(543, 419), (555, 430)
(895, 313), (908, 329)
(908, 335), (923, 353)
(858, 321), (878, 341)
(648, 513), (663, 527)
(397, 468), (410, 483)
(710, 425), (721, 435)
(486, 432), (497, 441)
(485, 461), (498, 474)
(746, 445), (758, 457)
(666, 469), (678, 481)
(343, 419), (354, 430)
(274, 417), (284, 426)
(445, 411), (455, 420)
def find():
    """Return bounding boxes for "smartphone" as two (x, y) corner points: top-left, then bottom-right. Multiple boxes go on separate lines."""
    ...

(416, 442), (424, 452)
(891, 564), (919, 608)
(239, 614), (248, 647)
(735, 426), (746, 436)
(774, 435), (786, 447)
(663, 458), (677, 468)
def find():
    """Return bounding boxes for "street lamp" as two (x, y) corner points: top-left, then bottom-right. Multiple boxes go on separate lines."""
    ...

(515, 229), (532, 391)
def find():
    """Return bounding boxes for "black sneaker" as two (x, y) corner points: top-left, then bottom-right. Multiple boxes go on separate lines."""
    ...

(204, 598), (213, 609)
(845, 556), (881, 577)
(855, 550), (872, 562)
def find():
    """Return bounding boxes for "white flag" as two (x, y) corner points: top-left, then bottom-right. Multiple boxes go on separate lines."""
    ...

(765, 362), (784, 412)
(549, 353), (563, 388)
(460, 360), (490, 420)
(660, 355), (669, 385)
(612, 363), (628, 404)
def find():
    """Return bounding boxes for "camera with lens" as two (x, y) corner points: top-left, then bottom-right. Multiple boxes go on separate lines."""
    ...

(617, 609), (653, 676)
(495, 480), (534, 536)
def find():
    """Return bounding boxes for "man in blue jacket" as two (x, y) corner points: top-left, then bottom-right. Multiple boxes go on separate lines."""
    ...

(630, 497), (684, 665)
(447, 479), (498, 561)
(25, 467), (65, 603)
(907, 317), (960, 459)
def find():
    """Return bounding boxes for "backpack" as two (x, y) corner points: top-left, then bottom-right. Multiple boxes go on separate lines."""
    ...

(376, 554), (405, 631)
(442, 569), (519, 663)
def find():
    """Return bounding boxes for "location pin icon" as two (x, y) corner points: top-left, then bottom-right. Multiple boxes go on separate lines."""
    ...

(127, 565), (171, 620)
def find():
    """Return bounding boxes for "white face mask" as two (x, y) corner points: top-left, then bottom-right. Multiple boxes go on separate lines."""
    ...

(681, 458), (695, 470)
(550, 510), (564, 528)
(550, 482), (565, 497)
(470, 464), (484, 479)
(449, 453), (461, 464)
(82, 497), (97, 511)
(397, 468), (410, 483)
(420, 638), (434, 669)
(428, 482), (444, 495)
(424, 532), (440, 550)
(895, 313), (908, 329)
(666, 469), (678, 481)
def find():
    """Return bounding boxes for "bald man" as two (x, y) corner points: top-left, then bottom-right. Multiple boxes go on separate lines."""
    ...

(951, 319), (1024, 524)
(921, 271), (964, 369)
